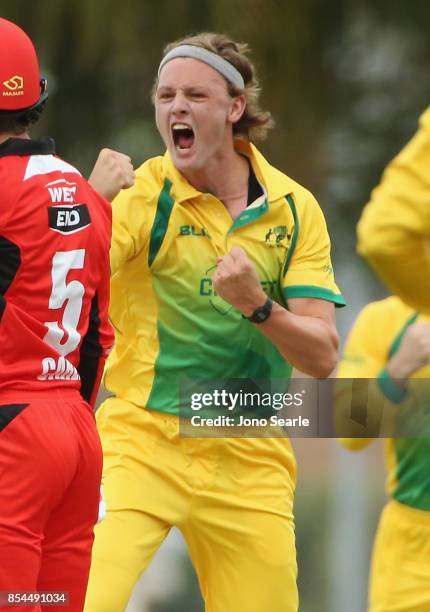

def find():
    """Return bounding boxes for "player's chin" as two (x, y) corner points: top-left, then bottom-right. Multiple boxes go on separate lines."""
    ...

(171, 146), (201, 171)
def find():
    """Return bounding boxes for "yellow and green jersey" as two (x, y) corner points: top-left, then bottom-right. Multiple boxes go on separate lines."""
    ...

(105, 139), (344, 415)
(357, 106), (430, 314)
(338, 296), (430, 511)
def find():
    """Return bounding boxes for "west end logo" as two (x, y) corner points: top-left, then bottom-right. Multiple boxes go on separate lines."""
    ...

(45, 178), (77, 204)
(2, 75), (24, 96)
(48, 204), (91, 235)
(264, 225), (290, 247)
(179, 225), (211, 238)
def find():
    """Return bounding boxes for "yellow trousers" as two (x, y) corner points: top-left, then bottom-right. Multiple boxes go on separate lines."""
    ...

(369, 499), (430, 611)
(84, 397), (298, 612)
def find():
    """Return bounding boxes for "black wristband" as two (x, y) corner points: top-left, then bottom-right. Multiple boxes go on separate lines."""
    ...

(243, 297), (273, 324)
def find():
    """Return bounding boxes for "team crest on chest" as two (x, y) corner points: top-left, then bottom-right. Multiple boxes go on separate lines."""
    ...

(264, 225), (290, 247)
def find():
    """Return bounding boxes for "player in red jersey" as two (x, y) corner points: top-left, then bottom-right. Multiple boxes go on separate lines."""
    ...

(0, 18), (134, 612)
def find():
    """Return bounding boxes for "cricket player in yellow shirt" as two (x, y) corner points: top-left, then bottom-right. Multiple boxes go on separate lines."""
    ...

(85, 32), (344, 612)
(338, 296), (430, 612)
(357, 107), (430, 314)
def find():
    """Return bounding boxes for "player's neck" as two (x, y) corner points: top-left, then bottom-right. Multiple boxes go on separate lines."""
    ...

(186, 149), (249, 210)
(0, 131), (30, 145)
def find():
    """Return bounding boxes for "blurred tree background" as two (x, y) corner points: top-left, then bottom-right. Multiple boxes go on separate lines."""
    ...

(2, 0), (430, 286)
(2, 1), (430, 610)
(3, 0), (430, 335)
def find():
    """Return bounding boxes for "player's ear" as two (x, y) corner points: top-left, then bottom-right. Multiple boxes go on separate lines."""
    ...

(228, 94), (246, 124)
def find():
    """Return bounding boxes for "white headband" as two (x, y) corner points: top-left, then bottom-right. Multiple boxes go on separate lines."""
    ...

(158, 44), (245, 90)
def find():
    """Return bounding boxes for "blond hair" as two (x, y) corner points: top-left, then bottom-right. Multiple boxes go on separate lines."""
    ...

(154, 32), (274, 142)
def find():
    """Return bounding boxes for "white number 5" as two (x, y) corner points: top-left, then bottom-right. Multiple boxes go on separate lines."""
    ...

(43, 249), (85, 356)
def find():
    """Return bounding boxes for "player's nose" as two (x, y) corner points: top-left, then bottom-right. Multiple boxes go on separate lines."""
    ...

(171, 91), (189, 115)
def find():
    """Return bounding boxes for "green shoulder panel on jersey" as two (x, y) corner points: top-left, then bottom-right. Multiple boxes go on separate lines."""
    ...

(148, 178), (174, 267)
(388, 311), (419, 358)
(282, 194), (299, 276)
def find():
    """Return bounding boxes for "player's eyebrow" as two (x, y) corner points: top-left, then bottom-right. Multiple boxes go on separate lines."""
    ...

(157, 85), (210, 93)
(185, 86), (209, 93)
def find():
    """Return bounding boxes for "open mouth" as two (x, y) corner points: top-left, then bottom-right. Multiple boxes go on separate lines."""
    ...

(172, 123), (195, 150)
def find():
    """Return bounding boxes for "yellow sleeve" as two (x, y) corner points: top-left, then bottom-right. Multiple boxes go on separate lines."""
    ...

(110, 169), (157, 276)
(336, 302), (392, 451)
(357, 107), (430, 314)
(283, 192), (345, 306)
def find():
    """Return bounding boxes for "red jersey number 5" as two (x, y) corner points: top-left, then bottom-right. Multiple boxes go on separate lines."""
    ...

(43, 250), (85, 357)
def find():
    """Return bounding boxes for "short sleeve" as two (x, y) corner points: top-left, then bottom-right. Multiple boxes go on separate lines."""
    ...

(282, 192), (345, 306)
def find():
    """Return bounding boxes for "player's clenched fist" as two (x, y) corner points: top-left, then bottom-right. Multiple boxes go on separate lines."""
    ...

(213, 246), (267, 316)
(89, 148), (135, 202)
